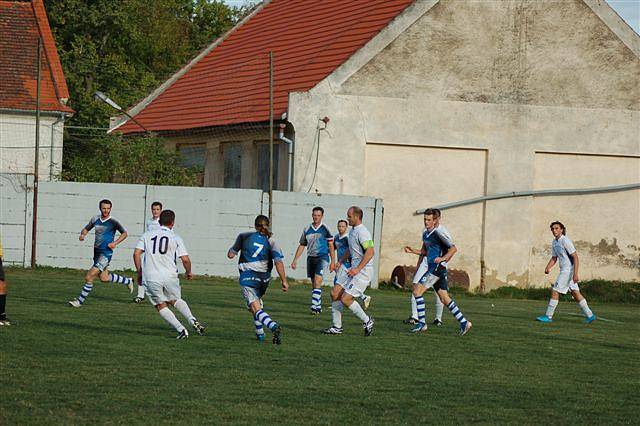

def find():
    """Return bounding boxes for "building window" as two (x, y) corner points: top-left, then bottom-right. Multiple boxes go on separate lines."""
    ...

(177, 144), (206, 169)
(256, 143), (279, 191)
(223, 143), (242, 188)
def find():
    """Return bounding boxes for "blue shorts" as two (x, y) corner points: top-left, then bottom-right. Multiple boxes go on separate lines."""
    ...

(307, 256), (329, 279)
(92, 251), (112, 271)
(240, 270), (271, 295)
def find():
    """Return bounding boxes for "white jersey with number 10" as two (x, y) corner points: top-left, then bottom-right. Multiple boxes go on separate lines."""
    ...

(136, 226), (188, 283)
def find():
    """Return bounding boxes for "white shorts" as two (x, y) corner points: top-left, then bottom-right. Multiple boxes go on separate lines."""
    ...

(552, 269), (579, 294)
(336, 264), (371, 298)
(143, 278), (181, 305)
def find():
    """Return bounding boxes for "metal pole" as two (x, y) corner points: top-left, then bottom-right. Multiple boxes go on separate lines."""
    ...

(31, 38), (42, 269)
(268, 51), (274, 221)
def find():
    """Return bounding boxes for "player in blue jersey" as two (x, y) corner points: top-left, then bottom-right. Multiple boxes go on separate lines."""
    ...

(133, 201), (163, 304)
(291, 207), (335, 315)
(333, 219), (371, 309)
(68, 199), (135, 307)
(536, 221), (596, 324)
(228, 215), (288, 344)
(409, 209), (472, 335)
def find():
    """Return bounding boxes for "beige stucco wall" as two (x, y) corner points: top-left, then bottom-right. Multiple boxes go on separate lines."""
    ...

(0, 112), (65, 180)
(287, 0), (640, 288)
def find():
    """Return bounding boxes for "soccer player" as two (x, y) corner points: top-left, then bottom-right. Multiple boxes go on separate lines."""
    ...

(409, 209), (472, 335)
(228, 215), (288, 344)
(334, 219), (371, 309)
(403, 245), (444, 326)
(291, 207), (335, 315)
(322, 206), (375, 336)
(133, 210), (205, 339)
(133, 201), (163, 303)
(0, 235), (10, 326)
(536, 221), (596, 324)
(68, 199), (134, 307)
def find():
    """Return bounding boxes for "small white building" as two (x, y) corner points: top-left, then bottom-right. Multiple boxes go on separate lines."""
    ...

(0, 0), (73, 180)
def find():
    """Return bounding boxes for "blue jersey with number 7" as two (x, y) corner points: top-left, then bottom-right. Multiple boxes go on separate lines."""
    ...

(229, 231), (284, 274)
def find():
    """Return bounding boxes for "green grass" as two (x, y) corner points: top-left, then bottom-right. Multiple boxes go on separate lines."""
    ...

(1, 268), (638, 424)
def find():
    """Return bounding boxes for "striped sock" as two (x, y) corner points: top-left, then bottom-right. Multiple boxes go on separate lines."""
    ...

(254, 319), (265, 336)
(255, 309), (278, 331)
(447, 300), (467, 324)
(110, 273), (132, 285)
(415, 295), (426, 324)
(77, 283), (93, 304)
(311, 288), (322, 310)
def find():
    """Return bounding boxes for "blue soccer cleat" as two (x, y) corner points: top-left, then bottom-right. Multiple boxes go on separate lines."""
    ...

(410, 322), (428, 333)
(536, 315), (553, 323)
(256, 333), (266, 342)
(584, 314), (597, 324)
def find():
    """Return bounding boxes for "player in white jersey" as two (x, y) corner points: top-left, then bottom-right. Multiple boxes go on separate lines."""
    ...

(536, 221), (596, 324)
(322, 206), (374, 336)
(133, 201), (163, 304)
(133, 210), (205, 339)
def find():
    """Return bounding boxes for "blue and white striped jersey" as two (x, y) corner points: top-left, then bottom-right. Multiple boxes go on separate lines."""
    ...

(230, 231), (284, 273)
(421, 225), (454, 269)
(84, 215), (126, 256)
(334, 233), (351, 267)
(299, 224), (333, 258)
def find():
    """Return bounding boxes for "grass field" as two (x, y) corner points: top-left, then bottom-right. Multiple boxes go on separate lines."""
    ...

(1, 267), (638, 424)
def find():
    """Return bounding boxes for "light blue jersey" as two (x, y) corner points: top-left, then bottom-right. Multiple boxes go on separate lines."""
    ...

(299, 224), (333, 258)
(334, 233), (351, 268)
(421, 225), (454, 272)
(84, 215), (126, 257)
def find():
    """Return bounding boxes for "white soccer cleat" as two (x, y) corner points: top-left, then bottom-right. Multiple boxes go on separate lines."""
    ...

(460, 321), (473, 336)
(68, 299), (82, 308)
(176, 329), (189, 339)
(362, 295), (372, 310)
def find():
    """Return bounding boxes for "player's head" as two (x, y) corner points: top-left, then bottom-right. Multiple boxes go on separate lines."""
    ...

(255, 215), (272, 237)
(550, 221), (566, 237)
(347, 206), (363, 226)
(337, 219), (348, 235)
(151, 201), (162, 218)
(423, 208), (439, 230)
(160, 210), (175, 228)
(98, 199), (112, 217)
(312, 206), (324, 225)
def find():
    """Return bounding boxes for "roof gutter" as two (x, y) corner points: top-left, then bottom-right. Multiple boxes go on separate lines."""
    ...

(0, 108), (72, 117)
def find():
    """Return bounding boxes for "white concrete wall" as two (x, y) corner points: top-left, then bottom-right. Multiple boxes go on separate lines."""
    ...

(0, 113), (65, 180)
(0, 176), (383, 286)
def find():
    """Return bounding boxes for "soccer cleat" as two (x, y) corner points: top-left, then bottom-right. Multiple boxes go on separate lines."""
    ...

(272, 325), (282, 345)
(584, 314), (597, 324)
(363, 295), (372, 310)
(0, 317), (12, 326)
(256, 333), (266, 342)
(410, 322), (428, 333)
(176, 329), (189, 340)
(68, 299), (82, 308)
(322, 326), (343, 335)
(192, 319), (206, 336)
(536, 315), (553, 323)
(459, 321), (473, 336)
(310, 307), (322, 315)
(133, 297), (144, 304)
(432, 319), (443, 327)
(403, 316), (419, 325)
(363, 316), (375, 337)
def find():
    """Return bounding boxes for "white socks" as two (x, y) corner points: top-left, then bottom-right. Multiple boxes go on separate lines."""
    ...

(545, 299), (559, 318)
(332, 300), (344, 328)
(578, 299), (593, 318)
(159, 307), (185, 332)
(136, 284), (145, 299)
(174, 299), (196, 325)
(411, 295), (418, 319)
(348, 301), (369, 323)
(434, 293), (444, 321)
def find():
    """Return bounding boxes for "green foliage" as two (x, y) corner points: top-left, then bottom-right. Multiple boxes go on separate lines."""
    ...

(61, 133), (201, 186)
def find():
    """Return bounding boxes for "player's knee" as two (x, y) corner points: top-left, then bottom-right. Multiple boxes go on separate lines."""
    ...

(0, 280), (7, 293)
(99, 273), (110, 282)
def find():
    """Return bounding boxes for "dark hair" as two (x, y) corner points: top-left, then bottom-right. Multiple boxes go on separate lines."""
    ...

(255, 215), (272, 238)
(337, 219), (348, 227)
(312, 206), (324, 215)
(550, 221), (566, 235)
(99, 199), (112, 208)
(349, 206), (363, 220)
(151, 201), (163, 209)
(433, 208), (442, 218)
(424, 208), (438, 217)
(160, 210), (175, 226)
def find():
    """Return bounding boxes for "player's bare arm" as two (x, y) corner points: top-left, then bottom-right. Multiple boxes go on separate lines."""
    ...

(571, 252), (579, 283)
(79, 228), (89, 241)
(108, 231), (128, 250)
(180, 255), (193, 280)
(403, 246), (422, 255)
(274, 260), (288, 292)
(328, 240), (336, 272)
(435, 245), (457, 264)
(133, 248), (144, 282)
(291, 244), (305, 269)
(544, 256), (557, 274)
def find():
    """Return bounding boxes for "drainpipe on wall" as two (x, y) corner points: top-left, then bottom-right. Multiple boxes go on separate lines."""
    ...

(278, 123), (294, 191)
(49, 113), (65, 180)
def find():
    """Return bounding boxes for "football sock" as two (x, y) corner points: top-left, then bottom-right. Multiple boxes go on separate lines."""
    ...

(332, 300), (343, 328)
(411, 295), (418, 319)
(447, 300), (468, 324)
(255, 309), (278, 331)
(110, 273), (132, 286)
(0, 294), (6, 319)
(254, 319), (265, 336)
(159, 307), (185, 332)
(348, 301), (369, 323)
(136, 284), (145, 299)
(434, 293), (444, 321)
(415, 295), (426, 324)
(578, 299), (593, 318)
(174, 299), (195, 324)
(545, 299), (559, 318)
(311, 288), (322, 310)
(77, 283), (93, 304)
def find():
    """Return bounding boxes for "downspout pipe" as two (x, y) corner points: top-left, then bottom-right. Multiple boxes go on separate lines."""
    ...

(415, 183), (640, 214)
(49, 112), (65, 180)
(278, 123), (294, 191)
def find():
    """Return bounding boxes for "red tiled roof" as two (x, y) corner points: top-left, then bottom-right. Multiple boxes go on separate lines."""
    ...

(0, 0), (73, 113)
(118, 0), (414, 134)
